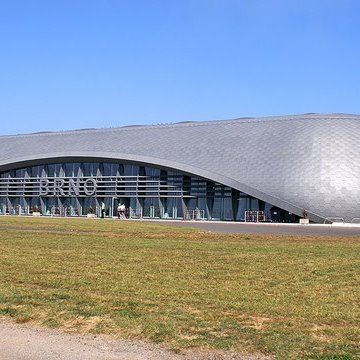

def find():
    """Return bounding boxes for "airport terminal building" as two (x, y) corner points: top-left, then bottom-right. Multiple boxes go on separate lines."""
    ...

(0, 113), (359, 223)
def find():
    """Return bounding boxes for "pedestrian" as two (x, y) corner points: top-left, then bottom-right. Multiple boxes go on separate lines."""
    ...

(101, 201), (105, 218)
(119, 204), (126, 219)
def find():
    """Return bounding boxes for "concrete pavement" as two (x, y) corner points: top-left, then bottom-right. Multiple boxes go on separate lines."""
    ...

(163, 220), (360, 237)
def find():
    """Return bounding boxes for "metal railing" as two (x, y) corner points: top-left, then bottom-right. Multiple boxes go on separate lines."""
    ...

(323, 217), (344, 224)
(128, 207), (143, 219)
(245, 210), (265, 222)
(183, 209), (205, 221)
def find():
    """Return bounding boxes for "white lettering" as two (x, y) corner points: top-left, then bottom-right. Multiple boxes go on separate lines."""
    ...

(69, 178), (80, 196)
(39, 179), (49, 196)
(84, 178), (97, 196)
(38, 177), (97, 197)
(54, 178), (66, 196)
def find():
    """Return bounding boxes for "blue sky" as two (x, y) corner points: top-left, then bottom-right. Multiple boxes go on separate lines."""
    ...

(1, 0), (359, 135)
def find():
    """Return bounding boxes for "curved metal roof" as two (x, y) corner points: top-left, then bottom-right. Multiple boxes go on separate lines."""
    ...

(1, 113), (359, 222)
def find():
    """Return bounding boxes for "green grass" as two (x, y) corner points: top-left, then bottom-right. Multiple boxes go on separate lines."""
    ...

(0, 216), (359, 359)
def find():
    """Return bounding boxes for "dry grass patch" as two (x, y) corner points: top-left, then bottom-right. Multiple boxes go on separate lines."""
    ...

(0, 216), (359, 359)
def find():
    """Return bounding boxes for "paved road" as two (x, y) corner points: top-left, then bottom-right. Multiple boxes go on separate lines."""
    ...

(0, 319), (182, 360)
(0, 319), (265, 360)
(1, 215), (360, 237)
(164, 221), (360, 237)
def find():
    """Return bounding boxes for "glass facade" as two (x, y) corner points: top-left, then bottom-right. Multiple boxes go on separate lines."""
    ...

(0, 161), (298, 222)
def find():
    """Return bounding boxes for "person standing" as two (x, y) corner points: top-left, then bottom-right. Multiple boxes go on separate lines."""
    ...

(101, 201), (106, 218)
(119, 204), (126, 219)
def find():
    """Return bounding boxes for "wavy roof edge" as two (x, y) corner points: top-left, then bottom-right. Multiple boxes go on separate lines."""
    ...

(1, 113), (359, 139)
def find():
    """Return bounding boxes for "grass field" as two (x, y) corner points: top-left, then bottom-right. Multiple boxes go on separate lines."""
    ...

(0, 216), (359, 359)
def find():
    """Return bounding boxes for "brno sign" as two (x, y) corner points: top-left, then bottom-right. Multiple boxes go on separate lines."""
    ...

(39, 178), (97, 197)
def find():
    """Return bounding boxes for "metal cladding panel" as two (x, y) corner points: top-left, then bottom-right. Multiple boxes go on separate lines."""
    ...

(0, 113), (359, 222)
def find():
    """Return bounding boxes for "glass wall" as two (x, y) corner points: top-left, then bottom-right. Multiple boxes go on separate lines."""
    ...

(0, 161), (295, 221)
